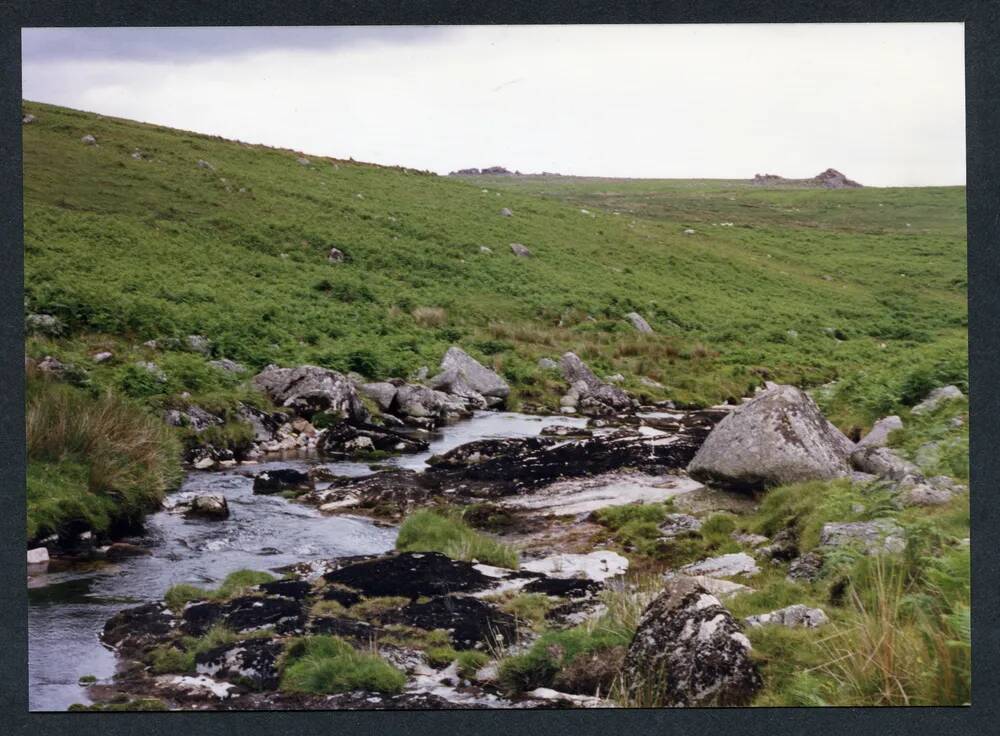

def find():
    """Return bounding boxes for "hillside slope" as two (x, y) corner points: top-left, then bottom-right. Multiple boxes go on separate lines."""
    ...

(23, 101), (967, 428)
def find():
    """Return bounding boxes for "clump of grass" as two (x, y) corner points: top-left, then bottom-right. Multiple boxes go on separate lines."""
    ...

(163, 569), (276, 612)
(411, 306), (447, 327)
(497, 622), (632, 694)
(396, 509), (519, 568)
(593, 502), (673, 557)
(699, 512), (740, 551)
(498, 592), (553, 628)
(349, 596), (409, 619)
(424, 646), (490, 677)
(279, 635), (406, 694)
(26, 372), (182, 540)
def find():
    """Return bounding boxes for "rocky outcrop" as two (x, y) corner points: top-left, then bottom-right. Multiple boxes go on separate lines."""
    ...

(559, 352), (636, 416)
(680, 552), (760, 579)
(621, 577), (761, 706)
(510, 243), (531, 257)
(317, 421), (429, 456)
(752, 169), (862, 189)
(252, 365), (368, 422)
(687, 384), (854, 489)
(183, 495), (230, 520)
(428, 346), (510, 407)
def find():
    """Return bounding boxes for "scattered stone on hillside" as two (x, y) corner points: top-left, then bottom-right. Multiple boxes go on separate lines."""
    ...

(683, 228), (696, 235)
(745, 604), (828, 629)
(327, 247), (345, 263)
(537, 357), (558, 370)
(185, 334), (211, 354)
(136, 361), (167, 382)
(850, 446), (922, 482)
(658, 513), (703, 538)
(680, 552), (760, 579)
(626, 312), (654, 333)
(252, 468), (314, 495)
(758, 529), (798, 561)
(196, 159), (215, 170)
(733, 532), (769, 548)
(36, 356), (65, 374)
(900, 483), (953, 507)
(479, 245), (493, 254)
(510, 242), (531, 257)
(92, 351), (114, 363)
(818, 519), (905, 554)
(184, 494), (230, 520)
(927, 475), (967, 495)
(622, 576), (761, 707)
(23, 113), (36, 124)
(786, 552), (824, 582)
(911, 385), (964, 415)
(296, 157), (310, 166)
(25, 313), (64, 336)
(857, 415), (904, 449)
(236, 403), (284, 444)
(500, 207), (513, 217)
(688, 384), (853, 489)
(27, 547), (49, 565)
(521, 551), (628, 581)
(252, 365), (368, 422)
(639, 376), (665, 389)
(131, 149), (145, 160)
(559, 352), (636, 415)
(81, 134), (96, 145)
(209, 358), (246, 373)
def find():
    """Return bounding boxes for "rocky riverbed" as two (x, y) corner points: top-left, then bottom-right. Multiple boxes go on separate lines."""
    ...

(27, 346), (968, 711)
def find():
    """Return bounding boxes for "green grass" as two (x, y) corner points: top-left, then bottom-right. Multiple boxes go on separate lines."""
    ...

(395, 509), (519, 568)
(23, 101), (966, 426)
(163, 568), (276, 612)
(890, 397), (969, 480)
(279, 635), (406, 694)
(26, 370), (182, 541)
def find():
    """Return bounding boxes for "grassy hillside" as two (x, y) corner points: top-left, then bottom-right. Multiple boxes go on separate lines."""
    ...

(23, 100), (966, 431)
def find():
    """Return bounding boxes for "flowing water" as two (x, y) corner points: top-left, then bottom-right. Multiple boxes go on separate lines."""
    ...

(27, 411), (586, 711)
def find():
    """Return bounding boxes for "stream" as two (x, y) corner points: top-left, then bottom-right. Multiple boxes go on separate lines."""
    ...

(27, 411), (586, 711)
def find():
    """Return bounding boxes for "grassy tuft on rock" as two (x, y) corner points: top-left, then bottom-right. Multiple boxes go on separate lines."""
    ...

(279, 635), (406, 695)
(395, 509), (519, 568)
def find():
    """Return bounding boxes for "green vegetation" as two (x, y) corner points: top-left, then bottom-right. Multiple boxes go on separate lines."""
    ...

(163, 568), (276, 612)
(395, 509), (519, 568)
(68, 698), (168, 711)
(26, 370), (182, 541)
(279, 635), (406, 694)
(23, 101), (965, 427)
(890, 397), (969, 480)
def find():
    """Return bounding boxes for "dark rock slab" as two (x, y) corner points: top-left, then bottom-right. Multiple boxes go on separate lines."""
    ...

(383, 595), (518, 650)
(322, 552), (494, 600)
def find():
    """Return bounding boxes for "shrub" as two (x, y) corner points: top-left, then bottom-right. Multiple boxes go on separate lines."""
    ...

(396, 509), (519, 568)
(279, 636), (406, 694)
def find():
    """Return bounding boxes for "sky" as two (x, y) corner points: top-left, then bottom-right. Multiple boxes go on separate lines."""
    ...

(21, 24), (966, 186)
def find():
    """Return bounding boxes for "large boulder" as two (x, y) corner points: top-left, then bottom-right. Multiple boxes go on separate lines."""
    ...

(621, 576), (761, 706)
(687, 384), (854, 489)
(559, 352), (636, 415)
(394, 384), (469, 422)
(429, 346), (510, 402)
(818, 519), (905, 554)
(252, 365), (368, 422)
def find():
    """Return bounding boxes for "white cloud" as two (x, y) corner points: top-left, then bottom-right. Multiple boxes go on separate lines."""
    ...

(22, 24), (966, 186)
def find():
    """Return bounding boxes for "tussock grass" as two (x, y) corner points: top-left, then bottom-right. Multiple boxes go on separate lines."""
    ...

(163, 568), (276, 612)
(26, 371), (182, 540)
(279, 635), (406, 694)
(395, 509), (519, 568)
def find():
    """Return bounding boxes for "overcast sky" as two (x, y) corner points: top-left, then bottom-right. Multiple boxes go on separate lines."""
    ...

(22, 24), (966, 186)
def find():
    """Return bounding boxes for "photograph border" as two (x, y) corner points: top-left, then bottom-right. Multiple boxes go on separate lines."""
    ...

(2, 1), (997, 734)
